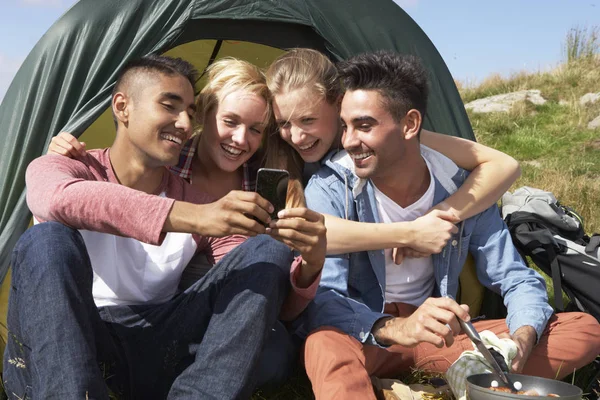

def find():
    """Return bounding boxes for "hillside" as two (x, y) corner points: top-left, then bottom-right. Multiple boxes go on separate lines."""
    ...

(460, 57), (600, 233)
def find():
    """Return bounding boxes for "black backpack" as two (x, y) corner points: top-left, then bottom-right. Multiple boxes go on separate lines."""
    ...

(502, 187), (600, 322)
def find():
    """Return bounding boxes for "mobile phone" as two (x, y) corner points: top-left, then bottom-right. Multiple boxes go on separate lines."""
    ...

(255, 168), (289, 221)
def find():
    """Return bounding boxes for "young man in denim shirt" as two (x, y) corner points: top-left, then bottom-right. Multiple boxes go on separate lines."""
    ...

(298, 50), (600, 400)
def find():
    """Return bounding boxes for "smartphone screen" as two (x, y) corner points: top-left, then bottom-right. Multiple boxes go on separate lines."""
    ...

(255, 168), (289, 221)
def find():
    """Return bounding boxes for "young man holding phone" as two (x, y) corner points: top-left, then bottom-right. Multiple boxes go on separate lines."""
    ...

(4, 55), (326, 399)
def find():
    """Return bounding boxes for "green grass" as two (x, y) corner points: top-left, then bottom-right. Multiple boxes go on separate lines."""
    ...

(467, 57), (600, 233)
(564, 25), (599, 65)
(252, 367), (314, 400)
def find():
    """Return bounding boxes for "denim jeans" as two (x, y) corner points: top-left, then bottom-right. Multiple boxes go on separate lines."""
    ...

(255, 320), (299, 390)
(3, 222), (294, 400)
(179, 252), (299, 391)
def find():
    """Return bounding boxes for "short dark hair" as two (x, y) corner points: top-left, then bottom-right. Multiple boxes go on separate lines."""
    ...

(113, 54), (198, 97)
(337, 51), (429, 123)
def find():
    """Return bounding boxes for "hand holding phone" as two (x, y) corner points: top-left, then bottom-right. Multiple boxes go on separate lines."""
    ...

(255, 168), (289, 222)
(267, 207), (328, 286)
(191, 190), (272, 237)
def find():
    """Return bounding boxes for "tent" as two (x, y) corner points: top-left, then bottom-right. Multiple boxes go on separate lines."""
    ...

(0, 0), (474, 287)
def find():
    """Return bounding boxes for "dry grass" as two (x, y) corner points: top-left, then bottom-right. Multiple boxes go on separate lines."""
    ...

(463, 53), (600, 233)
(461, 56), (600, 104)
(517, 163), (600, 233)
(564, 25), (600, 64)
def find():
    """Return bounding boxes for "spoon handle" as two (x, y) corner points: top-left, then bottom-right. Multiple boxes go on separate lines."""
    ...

(458, 319), (513, 389)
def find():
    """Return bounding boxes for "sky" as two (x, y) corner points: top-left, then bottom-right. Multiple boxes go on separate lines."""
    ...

(0, 0), (599, 102)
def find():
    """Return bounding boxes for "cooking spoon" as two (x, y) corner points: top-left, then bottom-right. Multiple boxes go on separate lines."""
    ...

(458, 318), (514, 391)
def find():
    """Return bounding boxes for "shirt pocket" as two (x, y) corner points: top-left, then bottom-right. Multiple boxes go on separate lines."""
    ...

(449, 232), (472, 278)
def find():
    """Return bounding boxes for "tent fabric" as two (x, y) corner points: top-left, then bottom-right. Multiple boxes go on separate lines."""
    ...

(0, 0), (474, 283)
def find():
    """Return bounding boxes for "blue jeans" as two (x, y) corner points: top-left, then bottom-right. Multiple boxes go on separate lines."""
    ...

(178, 252), (299, 391)
(255, 321), (299, 390)
(3, 222), (294, 400)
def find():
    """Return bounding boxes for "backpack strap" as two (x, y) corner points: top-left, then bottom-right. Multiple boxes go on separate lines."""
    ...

(586, 234), (600, 254)
(545, 244), (565, 312)
(524, 240), (564, 312)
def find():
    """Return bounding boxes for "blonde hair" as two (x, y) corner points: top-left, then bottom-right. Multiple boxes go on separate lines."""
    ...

(194, 57), (304, 208)
(266, 48), (341, 104)
(195, 57), (272, 128)
(262, 49), (342, 208)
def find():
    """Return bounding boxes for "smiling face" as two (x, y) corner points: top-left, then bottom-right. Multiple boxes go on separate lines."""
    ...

(272, 88), (340, 163)
(341, 89), (415, 182)
(197, 89), (268, 173)
(116, 72), (196, 167)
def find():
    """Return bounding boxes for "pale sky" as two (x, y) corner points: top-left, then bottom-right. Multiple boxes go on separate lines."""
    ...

(1, 0), (599, 102)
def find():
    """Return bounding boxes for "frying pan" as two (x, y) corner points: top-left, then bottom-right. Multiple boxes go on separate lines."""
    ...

(466, 373), (582, 399)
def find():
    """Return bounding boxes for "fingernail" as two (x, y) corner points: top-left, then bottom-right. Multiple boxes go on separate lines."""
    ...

(265, 227), (272, 234)
(269, 204), (275, 213)
(277, 210), (285, 218)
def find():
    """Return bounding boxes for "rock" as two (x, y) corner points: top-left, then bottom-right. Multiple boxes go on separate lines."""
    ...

(558, 99), (570, 106)
(589, 115), (600, 130)
(464, 90), (546, 113)
(588, 139), (600, 149)
(523, 160), (542, 168)
(580, 92), (600, 106)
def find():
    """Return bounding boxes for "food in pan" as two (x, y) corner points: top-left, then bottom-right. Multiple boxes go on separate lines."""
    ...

(488, 386), (560, 396)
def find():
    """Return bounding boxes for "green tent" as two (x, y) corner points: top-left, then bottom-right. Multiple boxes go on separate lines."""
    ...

(0, 0), (474, 286)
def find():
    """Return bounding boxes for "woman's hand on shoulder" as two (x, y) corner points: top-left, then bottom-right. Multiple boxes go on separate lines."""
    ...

(47, 132), (87, 158)
(391, 209), (459, 263)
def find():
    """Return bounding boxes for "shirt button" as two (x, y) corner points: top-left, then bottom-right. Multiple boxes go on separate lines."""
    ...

(359, 331), (365, 340)
(451, 240), (458, 247)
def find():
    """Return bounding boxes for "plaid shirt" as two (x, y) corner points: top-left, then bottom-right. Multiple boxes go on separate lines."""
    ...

(170, 135), (257, 191)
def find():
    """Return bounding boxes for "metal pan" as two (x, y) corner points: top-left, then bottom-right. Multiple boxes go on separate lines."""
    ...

(466, 373), (582, 399)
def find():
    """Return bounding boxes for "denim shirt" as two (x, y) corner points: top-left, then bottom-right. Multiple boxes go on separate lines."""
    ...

(295, 145), (553, 346)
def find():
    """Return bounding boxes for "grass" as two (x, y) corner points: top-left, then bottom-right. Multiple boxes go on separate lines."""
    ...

(252, 367), (314, 400)
(564, 25), (599, 65)
(466, 56), (600, 233)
